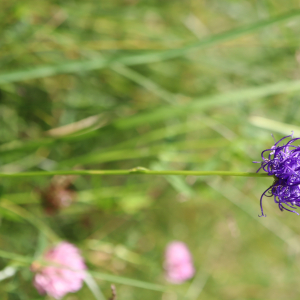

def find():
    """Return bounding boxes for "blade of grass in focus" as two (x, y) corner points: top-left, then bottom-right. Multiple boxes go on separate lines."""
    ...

(0, 10), (300, 84)
(151, 161), (194, 198)
(0, 170), (270, 178)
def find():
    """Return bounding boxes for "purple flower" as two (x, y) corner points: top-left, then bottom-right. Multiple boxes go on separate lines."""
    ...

(31, 242), (87, 299)
(164, 241), (195, 284)
(254, 133), (300, 216)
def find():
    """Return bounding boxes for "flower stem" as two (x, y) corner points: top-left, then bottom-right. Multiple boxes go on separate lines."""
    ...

(0, 167), (270, 178)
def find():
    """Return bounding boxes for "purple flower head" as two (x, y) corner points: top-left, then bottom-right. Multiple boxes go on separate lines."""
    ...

(31, 242), (87, 299)
(254, 133), (300, 216)
(164, 241), (195, 284)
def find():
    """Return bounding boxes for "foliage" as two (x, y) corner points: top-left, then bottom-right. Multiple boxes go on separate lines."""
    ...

(1, 0), (300, 299)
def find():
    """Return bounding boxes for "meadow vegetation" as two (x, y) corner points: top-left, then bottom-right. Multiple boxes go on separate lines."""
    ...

(1, 0), (300, 299)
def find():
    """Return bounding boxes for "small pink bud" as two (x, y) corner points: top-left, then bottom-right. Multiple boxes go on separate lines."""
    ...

(32, 242), (86, 299)
(164, 241), (195, 284)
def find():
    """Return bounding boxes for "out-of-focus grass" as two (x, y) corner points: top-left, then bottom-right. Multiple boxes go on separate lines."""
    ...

(1, 0), (300, 299)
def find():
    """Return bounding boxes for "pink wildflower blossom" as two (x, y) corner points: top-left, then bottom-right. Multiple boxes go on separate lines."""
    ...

(32, 242), (86, 299)
(164, 241), (195, 284)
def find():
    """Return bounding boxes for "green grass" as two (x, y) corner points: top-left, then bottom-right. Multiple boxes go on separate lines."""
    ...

(1, 0), (300, 299)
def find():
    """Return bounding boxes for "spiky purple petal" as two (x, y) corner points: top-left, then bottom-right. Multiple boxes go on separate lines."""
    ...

(254, 133), (300, 216)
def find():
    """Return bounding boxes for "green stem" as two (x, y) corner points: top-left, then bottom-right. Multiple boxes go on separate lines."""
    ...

(0, 168), (270, 178)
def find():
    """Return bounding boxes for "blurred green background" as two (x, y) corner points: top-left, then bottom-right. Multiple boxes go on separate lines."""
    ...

(1, 0), (300, 299)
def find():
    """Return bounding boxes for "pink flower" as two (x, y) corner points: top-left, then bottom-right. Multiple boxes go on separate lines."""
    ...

(32, 242), (87, 299)
(164, 241), (195, 284)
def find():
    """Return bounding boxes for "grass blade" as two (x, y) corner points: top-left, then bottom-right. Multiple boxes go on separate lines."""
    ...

(111, 63), (175, 104)
(0, 199), (59, 242)
(84, 273), (107, 300)
(0, 249), (32, 265)
(59, 138), (228, 166)
(0, 10), (300, 84)
(249, 116), (300, 136)
(0, 250), (166, 291)
(0, 266), (17, 282)
(115, 79), (300, 128)
(89, 270), (167, 292)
